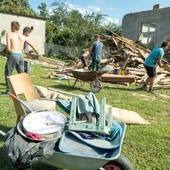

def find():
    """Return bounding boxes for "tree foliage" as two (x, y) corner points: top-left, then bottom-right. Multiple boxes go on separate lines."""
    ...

(38, 0), (121, 47)
(0, 0), (122, 47)
(0, 0), (36, 16)
(38, 3), (49, 19)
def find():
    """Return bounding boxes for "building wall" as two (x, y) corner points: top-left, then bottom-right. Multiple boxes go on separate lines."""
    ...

(0, 12), (45, 54)
(122, 7), (170, 47)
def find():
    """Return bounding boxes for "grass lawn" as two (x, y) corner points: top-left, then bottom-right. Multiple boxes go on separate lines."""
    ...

(0, 56), (169, 170)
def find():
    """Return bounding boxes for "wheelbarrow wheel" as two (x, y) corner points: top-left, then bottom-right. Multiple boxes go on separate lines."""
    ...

(102, 155), (134, 170)
(90, 79), (102, 93)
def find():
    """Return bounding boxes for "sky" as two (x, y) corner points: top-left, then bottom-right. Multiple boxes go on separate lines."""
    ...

(29, 0), (170, 24)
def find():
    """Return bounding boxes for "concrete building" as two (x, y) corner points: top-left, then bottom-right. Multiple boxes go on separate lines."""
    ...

(0, 11), (45, 54)
(122, 4), (170, 50)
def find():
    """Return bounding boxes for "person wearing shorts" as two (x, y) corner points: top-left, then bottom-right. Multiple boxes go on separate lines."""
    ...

(142, 41), (169, 93)
(3, 21), (39, 94)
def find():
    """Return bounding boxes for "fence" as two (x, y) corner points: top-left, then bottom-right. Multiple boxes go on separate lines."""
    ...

(45, 43), (83, 59)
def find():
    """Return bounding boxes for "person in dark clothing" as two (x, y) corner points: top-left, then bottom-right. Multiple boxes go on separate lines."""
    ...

(81, 49), (91, 68)
(23, 27), (32, 75)
(90, 34), (103, 71)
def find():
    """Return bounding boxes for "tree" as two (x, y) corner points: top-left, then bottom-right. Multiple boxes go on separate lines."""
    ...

(45, 1), (105, 47)
(0, 0), (36, 16)
(38, 3), (49, 19)
(37, 0), (122, 47)
(104, 22), (122, 35)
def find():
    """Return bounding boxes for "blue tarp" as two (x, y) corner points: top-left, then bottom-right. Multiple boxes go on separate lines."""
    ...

(57, 92), (100, 115)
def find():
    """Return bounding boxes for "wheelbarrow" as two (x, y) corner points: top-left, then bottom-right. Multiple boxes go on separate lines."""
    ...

(0, 120), (133, 170)
(0, 94), (134, 170)
(66, 69), (107, 93)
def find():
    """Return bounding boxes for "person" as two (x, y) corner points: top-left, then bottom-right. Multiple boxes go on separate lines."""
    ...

(90, 34), (103, 71)
(142, 41), (169, 93)
(81, 49), (91, 68)
(23, 27), (32, 75)
(3, 21), (39, 94)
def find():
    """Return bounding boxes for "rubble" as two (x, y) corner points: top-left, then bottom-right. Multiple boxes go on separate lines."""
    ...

(19, 34), (170, 88)
(62, 34), (169, 88)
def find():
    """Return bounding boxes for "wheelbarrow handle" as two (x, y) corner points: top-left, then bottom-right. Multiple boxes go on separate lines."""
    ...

(9, 93), (33, 113)
(9, 93), (18, 100)
(0, 129), (6, 137)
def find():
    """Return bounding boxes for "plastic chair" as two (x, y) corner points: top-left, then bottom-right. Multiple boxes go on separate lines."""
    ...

(7, 73), (56, 124)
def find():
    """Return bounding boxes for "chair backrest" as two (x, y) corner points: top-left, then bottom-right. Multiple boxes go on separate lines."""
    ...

(7, 73), (40, 118)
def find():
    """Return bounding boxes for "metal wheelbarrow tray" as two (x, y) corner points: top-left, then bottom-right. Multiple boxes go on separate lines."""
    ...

(67, 69), (107, 93)
(42, 122), (133, 170)
(0, 122), (133, 170)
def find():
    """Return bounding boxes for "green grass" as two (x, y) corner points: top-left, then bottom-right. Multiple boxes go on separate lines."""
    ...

(0, 56), (170, 170)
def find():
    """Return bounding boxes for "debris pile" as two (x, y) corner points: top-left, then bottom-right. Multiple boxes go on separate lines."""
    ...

(9, 33), (170, 88)
(66, 34), (170, 87)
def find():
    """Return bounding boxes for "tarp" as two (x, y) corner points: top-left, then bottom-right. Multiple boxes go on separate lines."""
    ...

(58, 122), (123, 158)
(3, 127), (57, 169)
(57, 92), (100, 115)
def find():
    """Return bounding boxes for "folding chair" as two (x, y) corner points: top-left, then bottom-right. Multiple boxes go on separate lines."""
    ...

(7, 73), (56, 124)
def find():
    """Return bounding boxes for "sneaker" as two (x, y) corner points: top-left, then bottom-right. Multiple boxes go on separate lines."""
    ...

(148, 89), (155, 94)
(1, 90), (10, 95)
(141, 84), (147, 91)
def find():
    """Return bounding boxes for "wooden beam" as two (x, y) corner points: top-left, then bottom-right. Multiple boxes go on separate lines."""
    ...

(100, 74), (136, 84)
(154, 74), (166, 85)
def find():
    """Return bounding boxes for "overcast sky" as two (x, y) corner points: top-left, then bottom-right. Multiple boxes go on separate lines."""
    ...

(29, 0), (170, 24)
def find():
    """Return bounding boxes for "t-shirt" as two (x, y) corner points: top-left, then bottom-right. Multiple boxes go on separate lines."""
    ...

(144, 46), (164, 67)
(91, 41), (103, 61)
(23, 42), (29, 53)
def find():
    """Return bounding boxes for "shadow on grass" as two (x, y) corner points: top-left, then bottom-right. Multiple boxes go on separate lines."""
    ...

(0, 146), (58, 170)
(0, 82), (6, 90)
(0, 147), (16, 170)
(50, 84), (90, 93)
(0, 82), (6, 86)
(103, 86), (143, 92)
(0, 125), (12, 141)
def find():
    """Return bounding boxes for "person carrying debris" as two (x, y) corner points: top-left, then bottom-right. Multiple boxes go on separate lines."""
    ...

(90, 34), (103, 71)
(142, 41), (169, 93)
(81, 49), (91, 68)
(3, 21), (39, 94)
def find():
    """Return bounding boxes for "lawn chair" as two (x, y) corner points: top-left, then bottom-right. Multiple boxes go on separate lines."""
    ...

(7, 73), (56, 124)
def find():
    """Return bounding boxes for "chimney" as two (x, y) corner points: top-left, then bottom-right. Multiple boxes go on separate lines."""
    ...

(153, 4), (163, 10)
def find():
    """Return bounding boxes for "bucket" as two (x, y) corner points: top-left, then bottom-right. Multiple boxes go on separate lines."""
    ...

(21, 110), (67, 140)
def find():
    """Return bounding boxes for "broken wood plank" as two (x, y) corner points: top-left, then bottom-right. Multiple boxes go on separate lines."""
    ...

(113, 35), (151, 53)
(101, 59), (109, 64)
(153, 84), (170, 89)
(162, 64), (170, 72)
(100, 74), (136, 84)
(154, 74), (166, 85)
(129, 71), (146, 76)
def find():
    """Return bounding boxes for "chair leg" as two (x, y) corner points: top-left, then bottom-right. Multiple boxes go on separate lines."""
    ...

(16, 115), (21, 124)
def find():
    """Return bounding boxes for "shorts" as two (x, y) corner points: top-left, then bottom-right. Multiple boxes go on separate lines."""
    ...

(144, 64), (156, 77)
